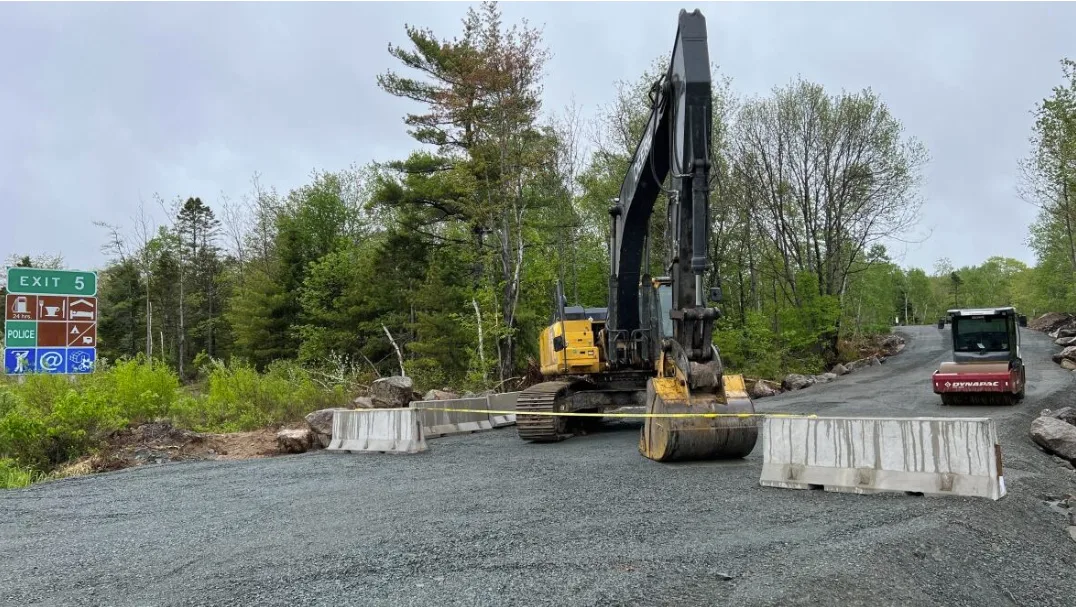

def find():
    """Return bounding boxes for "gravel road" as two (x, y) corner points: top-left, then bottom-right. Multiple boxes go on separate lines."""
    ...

(3, 325), (1076, 606)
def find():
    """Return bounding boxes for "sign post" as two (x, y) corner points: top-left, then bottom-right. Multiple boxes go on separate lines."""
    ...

(4, 267), (98, 375)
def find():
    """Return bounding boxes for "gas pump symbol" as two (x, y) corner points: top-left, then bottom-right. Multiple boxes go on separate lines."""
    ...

(12, 297), (28, 315)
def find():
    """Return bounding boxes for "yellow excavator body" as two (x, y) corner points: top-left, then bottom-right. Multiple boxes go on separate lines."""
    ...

(538, 319), (604, 376)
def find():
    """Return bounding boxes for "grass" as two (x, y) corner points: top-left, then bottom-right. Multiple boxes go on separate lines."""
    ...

(0, 355), (366, 489)
(0, 458), (45, 489)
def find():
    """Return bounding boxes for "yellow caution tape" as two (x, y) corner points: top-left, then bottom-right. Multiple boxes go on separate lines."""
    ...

(417, 407), (816, 419)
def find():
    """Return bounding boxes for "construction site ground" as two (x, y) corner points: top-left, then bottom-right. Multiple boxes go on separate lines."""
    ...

(2, 325), (1076, 606)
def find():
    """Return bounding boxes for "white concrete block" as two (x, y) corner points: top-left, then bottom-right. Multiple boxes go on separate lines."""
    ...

(486, 392), (519, 427)
(760, 416), (1006, 500)
(411, 398), (494, 437)
(327, 408), (428, 454)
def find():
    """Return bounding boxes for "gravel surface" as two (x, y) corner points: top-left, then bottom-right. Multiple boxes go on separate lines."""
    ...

(3, 325), (1076, 606)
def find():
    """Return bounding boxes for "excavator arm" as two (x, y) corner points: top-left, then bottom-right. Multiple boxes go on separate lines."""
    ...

(607, 9), (720, 377)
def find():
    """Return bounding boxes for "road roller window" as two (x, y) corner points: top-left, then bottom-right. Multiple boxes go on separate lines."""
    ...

(953, 316), (1010, 352)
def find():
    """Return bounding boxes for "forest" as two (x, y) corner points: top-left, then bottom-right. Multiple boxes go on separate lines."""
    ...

(2, 3), (1075, 485)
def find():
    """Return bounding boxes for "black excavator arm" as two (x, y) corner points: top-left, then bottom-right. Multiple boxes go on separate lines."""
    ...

(606, 9), (719, 373)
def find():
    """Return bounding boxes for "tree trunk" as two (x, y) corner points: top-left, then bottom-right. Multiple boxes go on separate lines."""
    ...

(473, 298), (487, 384)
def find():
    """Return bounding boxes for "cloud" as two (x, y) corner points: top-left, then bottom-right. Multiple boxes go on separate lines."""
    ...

(1, 1), (1071, 273)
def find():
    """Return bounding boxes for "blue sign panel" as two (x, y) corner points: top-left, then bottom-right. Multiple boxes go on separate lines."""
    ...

(3, 348), (37, 374)
(36, 348), (67, 374)
(66, 348), (96, 374)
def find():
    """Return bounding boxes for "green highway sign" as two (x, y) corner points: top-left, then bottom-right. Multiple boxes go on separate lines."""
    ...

(6, 267), (97, 296)
(4, 267), (99, 376)
(5, 320), (37, 347)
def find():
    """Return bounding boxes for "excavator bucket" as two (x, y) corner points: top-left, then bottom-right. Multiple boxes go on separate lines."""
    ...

(639, 374), (759, 462)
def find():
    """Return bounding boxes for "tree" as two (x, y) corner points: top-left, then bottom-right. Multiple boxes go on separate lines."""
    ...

(374, 1), (555, 382)
(730, 77), (928, 358)
(1020, 58), (1076, 280)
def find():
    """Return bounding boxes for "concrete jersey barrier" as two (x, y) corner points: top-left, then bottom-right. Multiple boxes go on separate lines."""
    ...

(327, 408), (428, 454)
(759, 416), (1006, 500)
(411, 397), (494, 437)
(486, 392), (519, 427)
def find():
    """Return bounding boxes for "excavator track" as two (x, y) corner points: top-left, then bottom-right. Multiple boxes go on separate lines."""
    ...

(516, 381), (573, 442)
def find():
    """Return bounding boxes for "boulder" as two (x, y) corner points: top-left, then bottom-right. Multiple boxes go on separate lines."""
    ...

(813, 373), (838, 384)
(1060, 328), (1076, 339)
(1063, 359), (1076, 371)
(352, 396), (374, 409)
(749, 380), (779, 399)
(782, 374), (815, 391)
(1030, 416), (1076, 463)
(1057, 336), (1076, 347)
(423, 389), (460, 401)
(1061, 346), (1076, 362)
(832, 363), (849, 376)
(305, 407), (350, 448)
(1042, 407), (1076, 426)
(276, 428), (313, 454)
(370, 376), (414, 408)
(869, 356), (881, 366)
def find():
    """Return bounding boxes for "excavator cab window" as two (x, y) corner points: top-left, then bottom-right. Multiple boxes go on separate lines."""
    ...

(657, 283), (673, 339)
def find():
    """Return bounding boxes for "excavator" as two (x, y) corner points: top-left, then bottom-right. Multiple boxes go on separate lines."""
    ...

(516, 9), (759, 462)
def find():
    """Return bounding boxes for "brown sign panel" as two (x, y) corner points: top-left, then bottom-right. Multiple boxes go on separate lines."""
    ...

(6, 294), (37, 321)
(37, 296), (68, 321)
(67, 322), (97, 347)
(67, 296), (97, 322)
(37, 321), (68, 347)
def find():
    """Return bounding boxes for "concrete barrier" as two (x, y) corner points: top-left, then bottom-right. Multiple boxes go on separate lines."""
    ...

(759, 416), (1006, 500)
(327, 408), (428, 454)
(486, 392), (519, 427)
(411, 397), (494, 437)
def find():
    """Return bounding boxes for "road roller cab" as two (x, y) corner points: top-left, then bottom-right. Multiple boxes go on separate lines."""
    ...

(932, 307), (1028, 405)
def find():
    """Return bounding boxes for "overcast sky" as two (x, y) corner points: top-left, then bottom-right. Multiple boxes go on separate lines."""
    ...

(2, 1), (1073, 274)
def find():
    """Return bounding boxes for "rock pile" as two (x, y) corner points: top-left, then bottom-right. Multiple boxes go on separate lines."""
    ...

(1030, 313), (1076, 371)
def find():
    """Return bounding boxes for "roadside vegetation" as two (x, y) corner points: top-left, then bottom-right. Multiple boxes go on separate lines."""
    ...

(0, 357), (361, 488)
(2, 3), (1074, 487)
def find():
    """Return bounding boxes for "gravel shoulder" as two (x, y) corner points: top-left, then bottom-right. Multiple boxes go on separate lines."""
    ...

(3, 326), (1076, 607)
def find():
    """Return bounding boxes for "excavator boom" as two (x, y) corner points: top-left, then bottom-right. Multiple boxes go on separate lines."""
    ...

(607, 8), (717, 370)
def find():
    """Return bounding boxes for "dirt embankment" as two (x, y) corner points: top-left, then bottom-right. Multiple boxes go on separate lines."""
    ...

(58, 422), (297, 478)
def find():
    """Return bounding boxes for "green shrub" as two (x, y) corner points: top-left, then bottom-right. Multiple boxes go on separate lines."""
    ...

(0, 386), (127, 471)
(82, 356), (180, 423)
(0, 356), (362, 486)
(173, 358), (351, 433)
